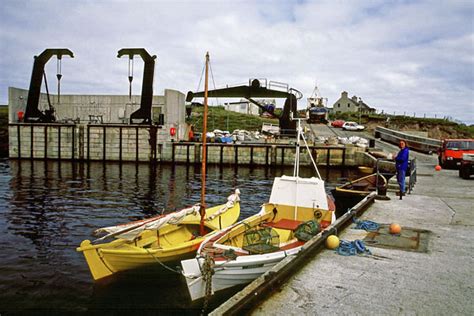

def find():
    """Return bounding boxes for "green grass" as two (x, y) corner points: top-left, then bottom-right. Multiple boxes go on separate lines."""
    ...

(329, 112), (474, 138)
(187, 105), (278, 133)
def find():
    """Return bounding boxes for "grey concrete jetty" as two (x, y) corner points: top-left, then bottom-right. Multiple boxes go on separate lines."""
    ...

(214, 151), (474, 315)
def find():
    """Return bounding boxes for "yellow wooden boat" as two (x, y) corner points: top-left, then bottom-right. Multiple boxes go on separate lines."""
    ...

(333, 173), (387, 217)
(78, 53), (241, 281)
(77, 191), (240, 281)
(335, 173), (387, 197)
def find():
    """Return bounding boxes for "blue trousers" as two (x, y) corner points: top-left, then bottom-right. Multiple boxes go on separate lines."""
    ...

(397, 169), (406, 193)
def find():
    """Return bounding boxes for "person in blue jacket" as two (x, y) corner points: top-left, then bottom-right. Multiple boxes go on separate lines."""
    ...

(395, 140), (409, 199)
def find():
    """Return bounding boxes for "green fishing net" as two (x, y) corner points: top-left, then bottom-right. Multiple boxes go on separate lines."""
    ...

(242, 226), (280, 254)
(294, 220), (321, 241)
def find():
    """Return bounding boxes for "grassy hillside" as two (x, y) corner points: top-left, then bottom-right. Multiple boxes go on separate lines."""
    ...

(187, 105), (278, 133)
(330, 112), (474, 139)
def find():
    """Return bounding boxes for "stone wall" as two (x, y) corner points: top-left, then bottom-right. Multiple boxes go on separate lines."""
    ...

(8, 87), (187, 142)
(9, 123), (367, 166)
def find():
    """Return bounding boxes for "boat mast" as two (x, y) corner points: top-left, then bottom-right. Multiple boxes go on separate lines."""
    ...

(293, 115), (301, 220)
(200, 52), (210, 236)
(293, 116), (301, 178)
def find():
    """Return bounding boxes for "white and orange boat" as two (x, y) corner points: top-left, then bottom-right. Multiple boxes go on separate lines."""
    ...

(181, 118), (336, 301)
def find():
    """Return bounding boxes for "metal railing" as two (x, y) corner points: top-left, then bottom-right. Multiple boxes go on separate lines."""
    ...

(375, 157), (417, 194)
(375, 126), (441, 154)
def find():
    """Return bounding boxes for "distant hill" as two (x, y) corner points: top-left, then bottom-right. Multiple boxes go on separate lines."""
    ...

(331, 112), (474, 139)
(187, 105), (278, 133)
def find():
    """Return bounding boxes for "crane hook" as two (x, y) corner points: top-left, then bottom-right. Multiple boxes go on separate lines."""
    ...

(128, 56), (134, 100)
(56, 56), (62, 103)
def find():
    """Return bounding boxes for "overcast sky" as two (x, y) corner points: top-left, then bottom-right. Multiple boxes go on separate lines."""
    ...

(1, 0), (473, 124)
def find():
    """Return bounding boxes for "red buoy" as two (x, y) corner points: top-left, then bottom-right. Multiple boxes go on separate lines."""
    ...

(170, 127), (176, 136)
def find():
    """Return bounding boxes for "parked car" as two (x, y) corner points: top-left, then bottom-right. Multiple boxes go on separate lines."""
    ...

(438, 139), (474, 168)
(459, 153), (474, 179)
(342, 121), (365, 131)
(331, 120), (345, 128)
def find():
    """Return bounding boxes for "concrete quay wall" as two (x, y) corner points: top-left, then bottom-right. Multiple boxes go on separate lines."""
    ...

(9, 123), (368, 167)
(250, 155), (474, 315)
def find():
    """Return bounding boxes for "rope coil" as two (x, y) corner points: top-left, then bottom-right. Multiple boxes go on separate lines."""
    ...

(202, 254), (215, 315)
(353, 217), (380, 232)
(336, 239), (372, 256)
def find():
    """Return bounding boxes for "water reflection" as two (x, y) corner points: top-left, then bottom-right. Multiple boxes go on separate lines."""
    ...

(0, 159), (357, 313)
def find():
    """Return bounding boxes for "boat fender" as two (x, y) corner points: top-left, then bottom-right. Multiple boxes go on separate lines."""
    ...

(272, 207), (278, 221)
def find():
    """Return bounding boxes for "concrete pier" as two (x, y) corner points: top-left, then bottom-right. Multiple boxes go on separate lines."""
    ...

(250, 152), (473, 315)
(8, 122), (372, 167)
(209, 149), (473, 315)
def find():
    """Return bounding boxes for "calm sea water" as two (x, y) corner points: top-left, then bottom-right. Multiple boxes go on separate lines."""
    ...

(0, 159), (357, 314)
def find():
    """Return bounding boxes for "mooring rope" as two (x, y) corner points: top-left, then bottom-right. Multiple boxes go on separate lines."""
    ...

(144, 248), (183, 275)
(353, 217), (380, 232)
(336, 239), (372, 256)
(201, 254), (215, 315)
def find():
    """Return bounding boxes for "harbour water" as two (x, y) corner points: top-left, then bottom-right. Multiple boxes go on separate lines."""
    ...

(0, 159), (358, 314)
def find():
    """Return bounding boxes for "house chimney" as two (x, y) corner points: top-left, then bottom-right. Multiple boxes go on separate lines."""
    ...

(342, 91), (348, 98)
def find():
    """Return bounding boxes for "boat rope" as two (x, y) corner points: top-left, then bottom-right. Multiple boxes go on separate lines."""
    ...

(201, 254), (215, 315)
(336, 239), (372, 256)
(353, 217), (380, 232)
(208, 60), (220, 106)
(144, 248), (183, 275)
(196, 62), (206, 92)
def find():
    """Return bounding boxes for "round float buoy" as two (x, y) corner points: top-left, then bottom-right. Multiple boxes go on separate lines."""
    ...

(326, 235), (340, 249)
(389, 223), (401, 234)
(435, 165), (441, 171)
(170, 127), (176, 136)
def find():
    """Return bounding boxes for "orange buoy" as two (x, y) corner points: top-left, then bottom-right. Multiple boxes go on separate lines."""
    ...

(389, 223), (401, 234)
(435, 165), (441, 171)
(326, 235), (340, 249)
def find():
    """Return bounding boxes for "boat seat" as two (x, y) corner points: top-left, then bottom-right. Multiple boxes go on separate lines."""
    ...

(264, 219), (302, 231)
(352, 183), (369, 190)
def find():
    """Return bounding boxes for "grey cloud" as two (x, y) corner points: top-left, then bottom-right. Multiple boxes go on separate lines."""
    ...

(1, 0), (472, 123)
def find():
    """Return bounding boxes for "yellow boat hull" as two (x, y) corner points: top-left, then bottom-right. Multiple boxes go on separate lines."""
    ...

(77, 202), (240, 281)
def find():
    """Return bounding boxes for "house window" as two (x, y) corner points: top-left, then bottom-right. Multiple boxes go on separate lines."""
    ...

(348, 103), (350, 107)
(338, 103), (340, 108)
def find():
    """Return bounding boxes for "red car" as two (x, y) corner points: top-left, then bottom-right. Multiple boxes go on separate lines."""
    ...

(331, 120), (345, 128)
(438, 139), (474, 168)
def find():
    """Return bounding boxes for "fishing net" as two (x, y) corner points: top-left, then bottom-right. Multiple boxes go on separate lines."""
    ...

(294, 220), (321, 241)
(242, 226), (280, 254)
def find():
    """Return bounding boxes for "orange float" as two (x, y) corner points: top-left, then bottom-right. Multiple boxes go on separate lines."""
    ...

(389, 223), (401, 234)
(435, 165), (441, 171)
